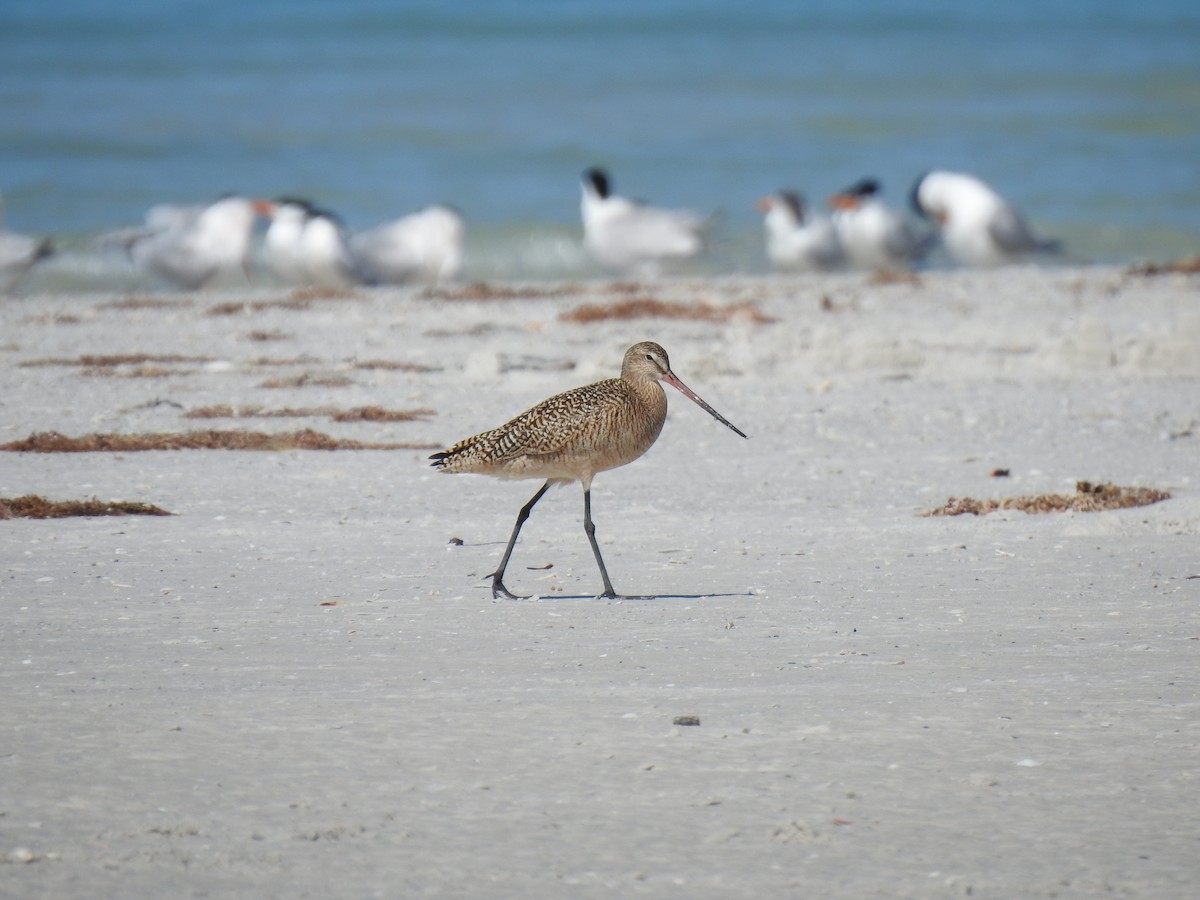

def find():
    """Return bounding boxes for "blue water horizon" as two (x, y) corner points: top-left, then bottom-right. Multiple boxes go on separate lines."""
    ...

(3, 0), (1199, 280)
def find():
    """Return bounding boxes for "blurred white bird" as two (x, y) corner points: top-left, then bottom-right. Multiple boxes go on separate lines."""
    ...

(910, 170), (1061, 266)
(298, 206), (363, 288)
(0, 193), (53, 288)
(107, 195), (257, 290)
(756, 191), (843, 271)
(827, 178), (929, 270)
(256, 199), (363, 288)
(580, 168), (710, 276)
(350, 204), (463, 284)
(255, 197), (311, 284)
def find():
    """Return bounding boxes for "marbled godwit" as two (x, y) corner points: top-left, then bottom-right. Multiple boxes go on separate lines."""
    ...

(430, 341), (747, 599)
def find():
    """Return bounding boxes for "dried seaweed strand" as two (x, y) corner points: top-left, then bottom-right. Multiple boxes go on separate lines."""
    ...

(0, 430), (436, 452)
(924, 481), (1171, 517)
(0, 495), (172, 519)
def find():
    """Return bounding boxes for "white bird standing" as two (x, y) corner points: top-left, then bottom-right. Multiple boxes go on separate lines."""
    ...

(297, 206), (362, 288)
(116, 195), (257, 290)
(142, 202), (206, 234)
(827, 178), (928, 270)
(255, 198), (312, 284)
(910, 170), (1060, 267)
(756, 191), (843, 271)
(255, 199), (363, 288)
(350, 204), (463, 284)
(580, 168), (710, 276)
(0, 193), (53, 288)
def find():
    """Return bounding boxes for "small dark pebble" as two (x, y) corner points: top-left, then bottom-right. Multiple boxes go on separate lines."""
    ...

(448, 537), (464, 546)
(673, 716), (701, 727)
(988, 468), (1011, 478)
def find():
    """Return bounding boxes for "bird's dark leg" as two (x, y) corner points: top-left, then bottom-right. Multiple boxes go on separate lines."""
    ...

(583, 487), (619, 599)
(490, 480), (552, 600)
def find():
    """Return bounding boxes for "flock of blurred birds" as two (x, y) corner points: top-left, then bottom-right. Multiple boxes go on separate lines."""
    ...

(0, 168), (1060, 292)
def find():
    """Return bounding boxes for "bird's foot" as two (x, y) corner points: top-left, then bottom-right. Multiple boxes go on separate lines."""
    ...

(490, 576), (529, 601)
(489, 575), (635, 601)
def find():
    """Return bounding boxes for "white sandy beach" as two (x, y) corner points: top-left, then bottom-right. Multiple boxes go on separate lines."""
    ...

(1, 266), (1198, 898)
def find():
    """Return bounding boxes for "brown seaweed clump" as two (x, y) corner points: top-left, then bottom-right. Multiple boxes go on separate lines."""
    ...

(421, 282), (578, 301)
(184, 405), (433, 422)
(924, 481), (1172, 517)
(1126, 255), (1200, 277)
(0, 429), (435, 452)
(0, 495), (172, 519)
(19, 354), (214, 368)
(560, 297), (773, 324)
(351, 359), (441, 373)
(207, 288), (360, 316)
(97, 295), (191, 311)
(421, 281), (670, 301)
(258, 373), (357, 389)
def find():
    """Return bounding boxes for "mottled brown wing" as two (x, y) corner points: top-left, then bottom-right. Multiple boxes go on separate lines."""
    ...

(482, 380), (626, 461)
(434, 378), (626, 468)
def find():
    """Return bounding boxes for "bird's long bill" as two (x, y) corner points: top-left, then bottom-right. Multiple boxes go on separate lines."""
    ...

(662, 371), (748, 439)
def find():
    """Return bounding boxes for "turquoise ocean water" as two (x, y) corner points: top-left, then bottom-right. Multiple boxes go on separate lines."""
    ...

(3, 0), (1199, 283)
